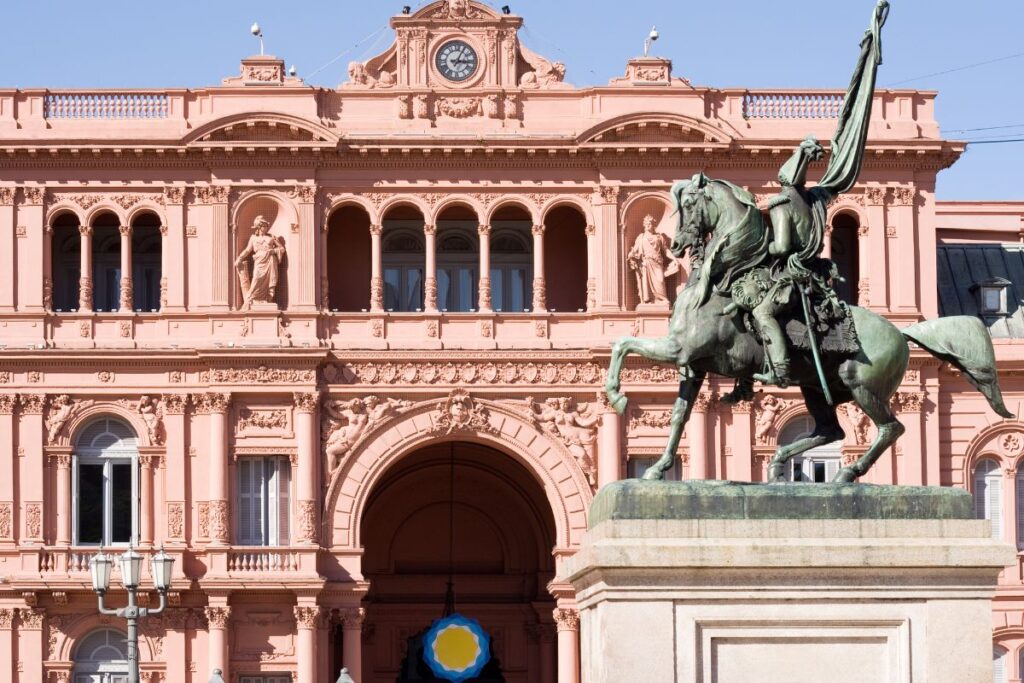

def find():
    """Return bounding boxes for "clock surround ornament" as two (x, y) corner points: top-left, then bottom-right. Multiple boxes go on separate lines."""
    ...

(435, 38), (480, 83)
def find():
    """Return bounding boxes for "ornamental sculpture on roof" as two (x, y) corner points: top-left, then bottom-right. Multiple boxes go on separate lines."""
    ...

(605, 0), (1014, 483)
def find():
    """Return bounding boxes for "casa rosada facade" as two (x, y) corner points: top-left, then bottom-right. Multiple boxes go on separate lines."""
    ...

(0, 1), (1023, 681)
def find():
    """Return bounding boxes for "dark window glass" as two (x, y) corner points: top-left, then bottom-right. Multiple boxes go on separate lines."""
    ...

(111, 463), (132, 543)
(78, 464), (104, 544)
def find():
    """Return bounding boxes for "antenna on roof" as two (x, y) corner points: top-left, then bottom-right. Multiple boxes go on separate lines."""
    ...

(251, 22), (265, 56)
(644, 26), (659, 57)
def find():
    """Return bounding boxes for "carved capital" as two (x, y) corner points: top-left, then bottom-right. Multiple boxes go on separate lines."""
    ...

(892, 186), (916, 206)
(865, 186), (887, 206)
(293, 392), (319, 413)
(19, 394), (45, 414)
(162, 394), (189, 415)
(193, 392), (231, 415)
(531, 224), (545, 237)
(195, 186), (230, 205)
(0, 609), (13, 629)
(294, 605), (321, 629)
(0, 188), (13, 205)
(340, 607), (366, 629)
(892, 390), (925, 414)
(423, 223), (437, 236)
(369, 224), (383, 237)
(78, 225), (93, 237)
(552, 608), (580, 631)
(18, 608), (45, 630)
(205, 606), (231, 629)
(0, 394), (16, 415)
(692, 391), (714, 413)
(163, 186), (185, 204)
(288, 185), (317, 203)
(22, 187), (45, 205)
(477, 223), (491, 236)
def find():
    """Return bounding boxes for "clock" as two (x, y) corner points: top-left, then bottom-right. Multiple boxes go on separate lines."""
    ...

(436, 39), (479, 82)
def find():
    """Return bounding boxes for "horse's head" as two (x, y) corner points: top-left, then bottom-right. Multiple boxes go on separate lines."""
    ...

(669, 172), (716, 258)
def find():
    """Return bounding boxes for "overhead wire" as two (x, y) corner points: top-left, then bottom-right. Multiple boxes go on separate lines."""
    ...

(885, 50), (1024, 86)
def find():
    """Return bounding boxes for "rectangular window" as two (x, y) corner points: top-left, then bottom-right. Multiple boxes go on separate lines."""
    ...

(77, 464), (104, 544)
(238, 456), (291, 546)
(627, 457), (681, 481)
(110, 463), (133, 543)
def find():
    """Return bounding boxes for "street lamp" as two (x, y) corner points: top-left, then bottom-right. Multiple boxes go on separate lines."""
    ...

(90, 546), (174, 683)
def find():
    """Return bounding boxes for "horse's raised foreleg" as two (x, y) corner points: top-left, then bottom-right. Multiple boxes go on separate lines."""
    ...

(605, 336), (682, 415)
(833, 386), (905, 483)
(768, 386), (845, 482)
(643, 370), (705, 480)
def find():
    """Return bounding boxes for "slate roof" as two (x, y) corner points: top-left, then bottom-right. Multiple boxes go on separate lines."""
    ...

(938, 243), (1024, 339)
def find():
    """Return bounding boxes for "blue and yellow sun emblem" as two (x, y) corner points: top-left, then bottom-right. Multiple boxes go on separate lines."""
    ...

(423, 614), (491, 682)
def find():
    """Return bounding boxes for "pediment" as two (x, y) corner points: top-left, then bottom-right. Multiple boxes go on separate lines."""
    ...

(183, 114), (338, 146)
(578, 114), (733, 146)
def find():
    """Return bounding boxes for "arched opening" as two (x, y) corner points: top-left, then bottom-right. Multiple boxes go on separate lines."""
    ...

(91, 212), (121, 313)
(543, 205), (587, 313)
(830, 213), (860, 305)
(74, 628), (129, 681)
(327, 205), (372, 312)
(131, 211), (162, 312)
(356, 442), (557, 683)
(382, 204), (426, 313)
(51, 213), (81, 312)
(436, 204), (480, 313)
(490, 204), (533, 313)
(974, 458), (1003, 540)
(233, 195), (292, 310)
(74, 416), (139, 546)
(622, 195), (684, 310)
(778, 415), (843, 483)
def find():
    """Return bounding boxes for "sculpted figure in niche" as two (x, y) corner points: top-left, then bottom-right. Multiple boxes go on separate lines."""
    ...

(628, 214), (678, 306)
(137, 395), (165, 445)
(235, 215), (286, 308)
(46, 395), (93, 445)
(527, 397), (600, 485)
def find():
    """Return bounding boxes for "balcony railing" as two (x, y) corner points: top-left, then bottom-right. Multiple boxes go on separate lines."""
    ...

(227, 549), (300, 573)
(40, 548), (93, 573)
(742, 92), (843, 120)
(43, 92), (170, 120)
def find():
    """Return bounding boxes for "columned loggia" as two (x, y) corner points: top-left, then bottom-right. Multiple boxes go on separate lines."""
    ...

(78, 225), (93, 312)
(294, 392), (319, 545)
(118, 224), (132, 311)
(478, 223), (492, 311)
(532, 224), (546, 311)
(370, 224), (384, 312)
(424, 223), (438, 311)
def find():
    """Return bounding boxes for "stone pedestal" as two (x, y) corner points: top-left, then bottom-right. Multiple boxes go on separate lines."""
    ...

(565, 480), (1015, 683)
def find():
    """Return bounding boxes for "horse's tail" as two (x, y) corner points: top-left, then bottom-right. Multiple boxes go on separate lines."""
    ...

(901, 316), (1014, 419)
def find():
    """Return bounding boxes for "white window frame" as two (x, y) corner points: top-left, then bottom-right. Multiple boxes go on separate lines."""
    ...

(237, 456), (292, 547)
(628, 456), (681, 481)
(975, 458), (1004, 541)
(73, 628), (130, 682)
(779, 415), (843, 483)
(72, 419), (139, 547)
(993, 644), (1008, 683)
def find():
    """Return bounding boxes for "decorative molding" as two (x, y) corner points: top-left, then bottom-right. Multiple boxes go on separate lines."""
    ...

(297, 501), (316, 543)
(25, 502), (42, 539)
(18, 608), (45, 630)
(891, 186), (916, 206)
(19, 394), (46, 414)
(205, 606), (231, 629)
(207, 500), (228, 543)
(236, 406), (289, 434)
(838, 403), (872, 445)
(527, 397), (599, 486)
(294, 606), (321, 630)
(167, 502), (184, 538)
(323, 396), (413, 474)
(429, 389), (499, 437)
(198, 366), (316, 384)
(0, 394), (17, 414)
(0, 502), (11, 539)
(892, 391), (925, 414)
(628, 408), (673, 432)
(192, 393), (231, 415)
(331, 360), (605, 386)
(864, 186), (887, 206)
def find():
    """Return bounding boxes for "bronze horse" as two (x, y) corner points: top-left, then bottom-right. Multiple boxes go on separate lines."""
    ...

(605, 174), (1013, 483)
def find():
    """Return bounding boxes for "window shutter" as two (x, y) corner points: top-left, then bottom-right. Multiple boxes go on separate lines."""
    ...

(993, 646), (1006, 683)
(989, 468), (1003, 540)
(277, 458), (291, 546)
(238, 458), (262, 545)
(1017, 471), (1024, 550)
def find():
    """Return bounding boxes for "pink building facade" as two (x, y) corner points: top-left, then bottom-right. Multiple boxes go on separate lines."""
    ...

(0, 1), (1021, 681)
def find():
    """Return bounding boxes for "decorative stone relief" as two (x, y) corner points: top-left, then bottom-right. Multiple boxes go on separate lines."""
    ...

(19, 394), (46, 414)
(892, 391), (925, 414)
(527, 397), (599, 485)
(552, 608), (580, 631)
(25, 503), (42, 539)
(753, 394), (787, 445)
(294, 606), (321, 630)
(235, 215), (285, 309)
(865, 186), (887, 206)
(333, 360), (604, 386)
(297, 501), (316, 543)
(136, 395), (164, 444)
(892, 186), (916, 206)
(194, 186), (230, 205)
(199, 366), (315, 384)
(205, 607), (231, 629)
(628, 408), (673, 432)
(0, 502), (11, 539)
(18, 608), (45, 629)
(207, 500), (228, 543)
(45, 395), (94, 445)
(236, 407), (289, 434)
(429, 389), (498, 436)
(839, 403), (872, 445)
(167, 502), (184, 539)
(322, 396), (412, 473)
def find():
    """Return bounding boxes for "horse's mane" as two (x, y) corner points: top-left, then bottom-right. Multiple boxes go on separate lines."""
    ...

(687, 179), (770, 308)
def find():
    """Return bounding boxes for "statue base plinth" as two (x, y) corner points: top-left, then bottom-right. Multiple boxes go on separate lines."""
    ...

(245, 301), (281, 313)
(635, 301), (671, 313)
(565, 480), (1014, 683)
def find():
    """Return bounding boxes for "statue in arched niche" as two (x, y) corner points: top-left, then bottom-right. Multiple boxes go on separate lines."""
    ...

(235, 215), (286, 308)
(628, 214), (678, 306)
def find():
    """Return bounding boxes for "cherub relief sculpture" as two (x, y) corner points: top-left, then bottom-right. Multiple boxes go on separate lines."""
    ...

(628, 214), (679, 305)
(753, 394), (784, 445)
(519, 45), (568, 89)
(137, 395), (165, 445)
(346, 61), (395, 89)
(45, 395), (94, 445)
(235, 215), (286, 308)
(527, 397), (600, 485)
(322, 396), (412, 473)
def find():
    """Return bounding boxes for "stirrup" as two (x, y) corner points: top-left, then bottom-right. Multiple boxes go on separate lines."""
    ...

(721, 379), (755, 405)
(753, 364), (790, 389)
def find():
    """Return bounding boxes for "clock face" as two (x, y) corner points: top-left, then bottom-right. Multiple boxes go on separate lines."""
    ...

(436, 40), (479, 82)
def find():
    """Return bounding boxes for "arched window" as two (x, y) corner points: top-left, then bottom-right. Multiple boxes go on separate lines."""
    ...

(74, 418), (138, 546)
(383, 227), (425, 312)
(326, 205), (372, 312)
(974, 459), (1003, 540)
(830, 213), (860, 305)
(51, 214), (81, 312)
(993, 645), (1008, 683)
(778, 415), (842, 483)
(437, 227), (478, 312)
(490, 204), (534, 313)
(131, 213), (162, 312)
(91, 214), (121, 313)
(74, 628), (129, 682)
(543, 205), (588, 313)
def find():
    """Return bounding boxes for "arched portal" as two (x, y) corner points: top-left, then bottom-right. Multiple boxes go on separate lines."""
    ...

(73, 628), (129, 681)
(357, 441), (557, 683)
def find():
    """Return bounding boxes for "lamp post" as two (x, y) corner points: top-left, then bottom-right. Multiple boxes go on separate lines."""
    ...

(90, 546), (174, 683)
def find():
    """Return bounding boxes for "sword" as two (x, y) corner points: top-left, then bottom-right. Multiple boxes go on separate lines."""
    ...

(799, 283), (834, 405)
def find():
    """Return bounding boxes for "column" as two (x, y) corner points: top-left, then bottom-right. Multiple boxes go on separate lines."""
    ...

(585, 223), (597, 311)
(139, 454), (156, 546)
(119, 224), (132, 311)
(424, 224), (437, 311)
(197, 186), (231, 309)
(370, 224), (384, 312)
(54, 451), (72, 546)
(593, 186), (621, 310)
(201, 393), (231, 545)
(863, 188), (887, 311)
(16, 187), (45, 312)
(0, 609), (13, 683)
(295, 604), (320, 683)
(553, 607), (580, 683)
(341, 607), (365, 683)
(16, 608), (45, 683)
(293, 393), (319, 545)
(539, 625), (556, 683)
(894, 391), (925, 486)
(597, 399), (623, 490)
(163, 609), (188, 683)
(0, 396), (14, 545)
(78, 225), (93, 312)
(891, 186), (919, 313)
(18, 395), (45, 543)
(162, 395), (188, 545)
(0, 189), (13, 310)
(293, 185), (317, 309)
(532, 224), (546, 311)
(478, 224), (492, 312)
(729, 402), (754, 483)
(205, 604), (231, 680)
(163, 187), (186, 311)
(687, 392), (711, 480)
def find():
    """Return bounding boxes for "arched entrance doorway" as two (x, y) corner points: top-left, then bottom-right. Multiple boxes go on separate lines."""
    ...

(356, 441), (558, 683)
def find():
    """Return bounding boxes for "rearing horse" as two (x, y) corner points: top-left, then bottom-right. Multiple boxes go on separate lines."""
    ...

(605, 174), (1013, 483)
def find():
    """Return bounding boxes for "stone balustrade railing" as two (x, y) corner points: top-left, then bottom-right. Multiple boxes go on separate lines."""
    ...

(39, 548), (104, 573)
(227, 549), (300, 573)
(742, 91), (844, 120)
(43, 92), (170, 120)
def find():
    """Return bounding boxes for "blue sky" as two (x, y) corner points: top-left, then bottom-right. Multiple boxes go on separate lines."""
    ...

(2, 0), (1021, 200)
